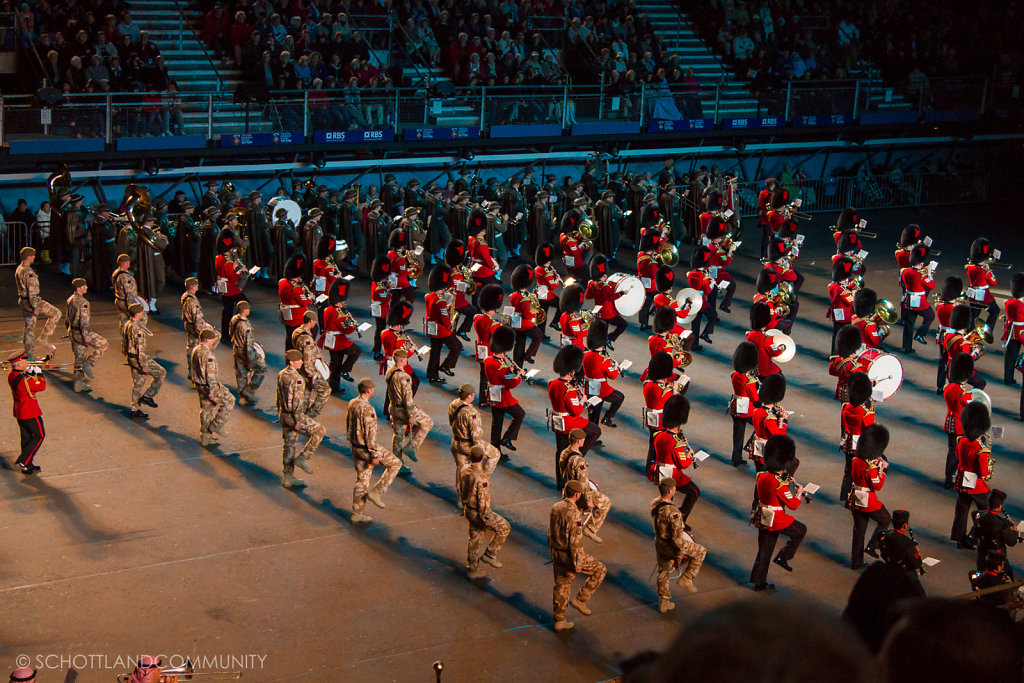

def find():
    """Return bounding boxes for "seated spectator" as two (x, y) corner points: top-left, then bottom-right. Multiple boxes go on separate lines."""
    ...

(203, 2), (231, 63)
(85, 54), (109, 83)
(292, 55), (312, 88)
(118, 11), (141, 44)
(94, 32), (118, 64)
(65, 56), (88, 92)
(230, 11), (253, 66)
(44, 50), (61, 87)
(101, 14), (120, 43)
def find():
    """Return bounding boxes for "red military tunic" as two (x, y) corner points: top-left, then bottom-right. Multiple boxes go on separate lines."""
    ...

(956, 437), (992, 495)
(483, 355), (521, 408)
(534, 266), (560, 303)
(900, 267), (935, 311)
(841, 403), (875, 454)
(9, 370), (45, 420)
(473, 312), (500, 362)
(850, 457), (886, 512)
(370, 280), (391, 320)
(895, 248), (912, 270)
(424, 291), (454, 338)
(755, 471), (802, 531)
(829, 355), (864, 401)
(509, 291), (537, 331)
(380, 328), (415, 375)
(965, 264), (997, 305)
(653, 294), (690, 334)
(763, 260), (797, 285)
(449, 269), (472, 308)
(637, 252), (658, 294)
(559, 312), (587, 348)
(214, 254), (243, 296)
(559, 233), (587, 271)
(469, 236), (498, 279)
(943, 382), (972, 435)
(686, 269), (715, 311)
(853, 316), (884, 349)
(752, 292), (783, 329)
(730, 371), (758, 419)
(828, 283), (855, 324)
(386, 249), (413, 289)
(642, 380), (674, 430)
(319, 304), (357, 351)
(652, 430), (694, 486)
(1002, 297), (1024, 343)
(583, 349), (619, 399)
(584, 279), (621, 321)
(708, 242), (733, 284)
(278, 278), (312, 326)
(547, 377), (588, 432)
(312, 258), (338, 295)
(746, 329), (784, 377)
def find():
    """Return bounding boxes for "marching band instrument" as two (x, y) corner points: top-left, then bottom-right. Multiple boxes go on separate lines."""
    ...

(116, 661), (242, 681)
(402, 248), (424, 279)
(765, 329), (796, 363)
(666, 333), (693, 367)
(267, 196), (302, 226)
(314, 356), (331, 382)
(526, 291), (546, 326)
(607, 273), (645, 317)
(780, 471), (815, 504)
(675, 288), (703, 324)
(657, 243), (680, 267)
(576, 310), (596, 332)
(971, 388), (992, 416)
(576, 217), (596, 251)
(871, 298), (899, 340)
(1, 353), (58, 371)
(770, 282), (796, 319)
(857, 348), (905, 400)
(965, 318), (994, 358)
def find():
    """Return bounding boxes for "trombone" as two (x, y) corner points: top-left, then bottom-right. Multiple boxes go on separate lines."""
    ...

(116, 661), (242, 682)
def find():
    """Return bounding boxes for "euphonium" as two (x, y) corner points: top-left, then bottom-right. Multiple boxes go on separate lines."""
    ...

(527, 291), (546, 325)
(657, 243), (679, 267)
(577, 310), (596, 331)
(403, 248), (423, 279)
(965, 318), (994, 358)
(666, 333), (692, 367)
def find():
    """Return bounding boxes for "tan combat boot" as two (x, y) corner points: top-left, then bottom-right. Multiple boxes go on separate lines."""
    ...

(467, 566), (486, 580)
(294, 454), (314, 474)
(659, 600), (676, 613)
(351, 511), (373, 524)
(366, 490), (386, 509)
(583, 528), (603, 543)
(281, 473), (306, 488)
(677, 577), (698, 593)
(481, 552), (502, 569)
(553, 620), (575, 632)
(569, 598), (591, 615)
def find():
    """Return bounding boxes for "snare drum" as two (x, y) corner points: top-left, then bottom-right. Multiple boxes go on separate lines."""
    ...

(857, 348), (903, 400)
(608, 273), (645, 317)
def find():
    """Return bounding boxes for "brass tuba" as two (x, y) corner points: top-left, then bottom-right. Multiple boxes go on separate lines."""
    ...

(965, 318), (994, 358)
(658, 243), (679, 267)
(575, 217), (596, 251)
(871, 298), (899, 341)
(770, 282), (796, 318)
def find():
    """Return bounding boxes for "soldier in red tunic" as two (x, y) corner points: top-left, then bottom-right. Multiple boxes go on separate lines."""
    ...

(750, 435), (807, 591)
(899, 244), (936, 354)
(318, 279), (360, 394)
(848, 424), (892, 570)
(7, 351), (46, 474)
(965, 237), (999, 330)
(582, 321), (623, 428)
(730, 341), (759, 468)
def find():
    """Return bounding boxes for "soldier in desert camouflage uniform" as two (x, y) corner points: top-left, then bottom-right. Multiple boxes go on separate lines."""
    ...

(181, 276), (217, 382)
(112, 254), (146, 330)
(190, 328), (235, 447)
(276, 349), (326, 488)
(15, 247), (61, 359)
(121, 302), (166, 419)
(346, 378), (402, 523)
(548, 480), (606, 632)
(651, 477), (705, 613)
(385, 349), (433, 470)
(449, 383), (499, 509)
(558, 429), (612, 544)
(65, 277), (108, 393)
(291, 310), (331, 418)
(228, 300), (266, 406)
(459, 445), (510, 579)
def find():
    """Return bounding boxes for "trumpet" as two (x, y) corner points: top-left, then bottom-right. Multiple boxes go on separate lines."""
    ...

(0, 356), (58, 371)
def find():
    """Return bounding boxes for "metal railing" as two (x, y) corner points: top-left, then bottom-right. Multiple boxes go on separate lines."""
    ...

(0, 221), (33, 266)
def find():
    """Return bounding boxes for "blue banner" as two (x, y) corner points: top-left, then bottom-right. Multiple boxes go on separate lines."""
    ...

(924, 109), (980, 123)
(10, 138), (105, 156)
(402, 126), (480, 141)
(570, 122), (642, 136)
(648, 119), (715, 132)
(793, 114), (852, 127)
(859, 112), (918, 126)
(313, 129), (394, 144)
(117, 135), (207, 151)
(219, 131), (303, 147)
(490, 123), (563, 139)
(723, 116), (784, 130)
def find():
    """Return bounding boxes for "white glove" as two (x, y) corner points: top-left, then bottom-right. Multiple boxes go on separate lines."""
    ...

(25, 365), (42, 376)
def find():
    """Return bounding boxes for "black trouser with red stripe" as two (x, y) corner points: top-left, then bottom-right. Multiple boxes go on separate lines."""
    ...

(513, 326), (542, 366)
(16, 416), (45, 467)
(901, 305), (935, 352)
(428, 333), (462, 379)
(490, 403), (525, 447)
(851, 505), (890, 568)
(638, 292), (656, 328)
(328, 346), (361, 392)
(750, 520), (807, 585)
(603, 314), (628, 343)
(732, 415), (751, 465)
(951, 490), (989, 544)
(456, 303), (477, 335)
(540, 299), (561, 332)
(588, 389), (623, 424)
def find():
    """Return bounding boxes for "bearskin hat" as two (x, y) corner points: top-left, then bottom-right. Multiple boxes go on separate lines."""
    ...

(899, 224), (921, 248)
(832, 256), (855, 283)
(427, 264), (452, 292)
(216, 228), (236, 254)
(655, 264), (675, 293)
(469, 208), (487, 234)
(756, 269), (777, 295)
(970, 238), (992, 265)
(847, 371), (873, 407)
(560, 282), (585, 315)
(837, 229), (861, 254)
(750, 301), (772, 330)
(328, 278), (349, 305)
(776, 218), (798, 239)
(639, 228), (662, 251)
(836, 324), (863, 357)
(553, 344), (584, 376)
(836, 206), (858, 232)
(950, 303), (972, 331)
(764, 434), (796, 472)
(388, 228), (407, 250)
(444, 239), (467, 267)
(948, 352), (974, 384)
(536, 242), (555, 267)
(283, 253), (304, 280)
(759, 373), (787, 404)
(1012, 272), (1024, 299)
(653, 305), (678, 334)
(586, 319), (609, 350)
(511, 264), (534, 291)
(705, 190), (724, 211)
(705, 216), (729, 241)
(961, 401), (991, 441)
(941, 275), (964, 302)
(909, 244), (929, 267)
(857, 424), (889, 461)
(490, 324), (516, 354)
(767, 237), (788, 262)
(853, 288), (878, 318)
(648, 351), (675, 382)
(387, 300), (413, 327)
(662, 394), (690, 429)
(316, 236), (338, 259)
(590, 253), (609, 281)
(371, 254), (391, 282)
(691, 245), (711, 269)
(732, 341), (759, 373)
(478, 283), (504, 312)
(770, 186), (790, 210)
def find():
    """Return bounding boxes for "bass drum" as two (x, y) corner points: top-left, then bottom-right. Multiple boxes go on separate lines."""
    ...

(267, 196), (302, 226)
(608, 273), (645, 317)
(857, 348), (904, 400)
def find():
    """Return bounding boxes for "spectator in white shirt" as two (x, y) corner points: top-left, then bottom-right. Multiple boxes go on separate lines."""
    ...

(733, 30), (755, 62)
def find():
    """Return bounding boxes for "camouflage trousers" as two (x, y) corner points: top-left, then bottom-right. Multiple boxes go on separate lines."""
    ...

(130, 360), (166, 410)
(452, 443), (499, 503)
(197, 384), (235, 436)
(71, 334), (108, 382)
(185, 334), (198, 381)
(352, 449), (402, 513)
(466, 509), (510, 571)
(282, 415), (326, 475)
(656, 541), (706, 602)
(23, 299), (62, 357)
(234, 354), (267, 402)
(586, 490), (612, 534)
(305, 377), (332, 419)
(553, 555), (606, 621)
(389, 406), (434, 459)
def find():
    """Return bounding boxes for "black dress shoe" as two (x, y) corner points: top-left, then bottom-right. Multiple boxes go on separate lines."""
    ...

(902, 348), (916, 355)
(773, 556), (793, 572)
(639, 324), (651, 331)
(719, 305), (731, 314)
(593, 439), (604, 447)
(700, 333), (713, 344)
(500, 438), (517, 452)
(129, 409), (149, 419)
(956, 540), (976, 550)
(374, 352), (384, 362)
(20, 464), (40, 475)
(864, 547), (879, 559)
(914, 334), (928, 344)
(752, 582), (775, 592)
(429, 377), (447, 384)
(607, 341), (615, 351)
(600, 417), (617, 428)
(440, 367), (455, 377)
(456, 332), (471, 342)
(691, 343), (704, 352)
(732, 460), (749, 468)
(140, 396), (158, 408)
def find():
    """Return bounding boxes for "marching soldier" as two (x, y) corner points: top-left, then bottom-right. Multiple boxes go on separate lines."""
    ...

(849, 424), (892, 570)
(484, 325), (524, 452)
(228, 300), (266, 407)
(214, 228), (249, 341)
(584, 255), (627, 347)
(729, 342), (759, 467)
(319, 279), (361, 394)
(970, 489), (1020, 576)
(112, 253), (145, 330)
(548, 480), (607, 632)
(747, 303), (785, 379)
(534, 243), (562, 338)
(473, 284), (503, 407)
(686, 246), (718, 350)
(291, 311), (331, 419)
(444, 240), (477, 341)
(965, 237), (1000, 330)
(839, 372), (875, 502)
(299, 208), (324, 282)
(852, 288), (887, 349)
(951, 402), (994, 547)
(509, 264), (542, 367)
(122, 302), (166, 419)
(190, 328), (235, 447)
(944, 303), (986, 389)
(175, 201), (200, 279)
(827, 256), (857, 354)
(828, 324), (865, 403)
(424, 264), (462, 384)
(379, 301), (419, 412)
(197, 206), (220, 292)
(449, 384), (500, 509)
(386, 349), (434, 467)
(276, 349), (327, 488)
(15, 247), (62, 360)
(549, 345), (600, 483)
(201, 179), (219, 211)
(558, 282), (588, 349)
(7, 350), (47, 474)
(706, 216), (737, 313)
(643, 352), (687, 470)
(278, 254), (313, 352)
(66, 277), (108, 393)
(468, 213), (500, 303)
(899, 243), (936, 354)
(312, 236), (341, 299)
(750, 435), (807, 591)
(1001, 273), (1024, 385)
(559, 198), (590, 285)
(895, 224), (923, 268)
(757, 178), (776, 258)
(652, 477), (706, 612)
(181, 277), (217, 382)
(651, 395), (700, 526)
(943, 352), (976, 489)
(270, 207), (299, 281)
(528, 191), (554, 255)
(749, 374), (789, 471)
(89, 203), (117, 291)
(582, 320), (623, 428)
(386, 228), (416, 303)
(247, 191), (273, 278)
(879, 509), (926, 595)
(347, 378), (401, 523)
(369, 255), (393, 361)
(461, 445), (511, 580)
(558, 432), (611, 543)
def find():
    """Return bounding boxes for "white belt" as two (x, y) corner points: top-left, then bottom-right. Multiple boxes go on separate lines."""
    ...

(853, 486), (871, 493)
(763, 505), (783, 511)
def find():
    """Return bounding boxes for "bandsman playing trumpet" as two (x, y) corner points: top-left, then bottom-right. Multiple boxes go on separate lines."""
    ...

(652, 477), (706, 612)
(643, 352), (684, 472)
(474, 285), (503, 408)
(706, 217), (737, 314)
(449, 384), (500, 509)
(558, 282), (589, 350)
(729, 342), (759, 468)
(827, 256), (858, 354)
(839, 373), (875, 503)
(424, 264), (462, 384)
(935, 275), (966, 392)
(228, 300), (266, 407)
(348, 378), (401, 524)
(549, 345), (599, 488)
(651, 395), (700, 527)
(484, 325), (524, 453)
(319, 279), (361, 394)
(749, 374), (789, 471)
(558, 429), (611, 543)
(899, 243), (936, 354)
(1000, 272), (1024, 385)
(534, 243), (563, 339)
(190, 327), (235, 447)
(943, 353), (976, 489)
(836, 229), (867, 280)
(951, 402), (994, 548)
(944, 304), (987, 389)
(277, 349), (326, 488)
(848, 424), (892, 570)
(66, 277), (108, 393)
(965, 237), (1000, 330)
(386, 228), (416, 303)
(7, 350), (47, 474)
(509, 264), (543, 367)
(214, 228), (249, 341)
(291, 310), (331, 418)
(756, 178), (777, 258)
(559, 197), (591, 286)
